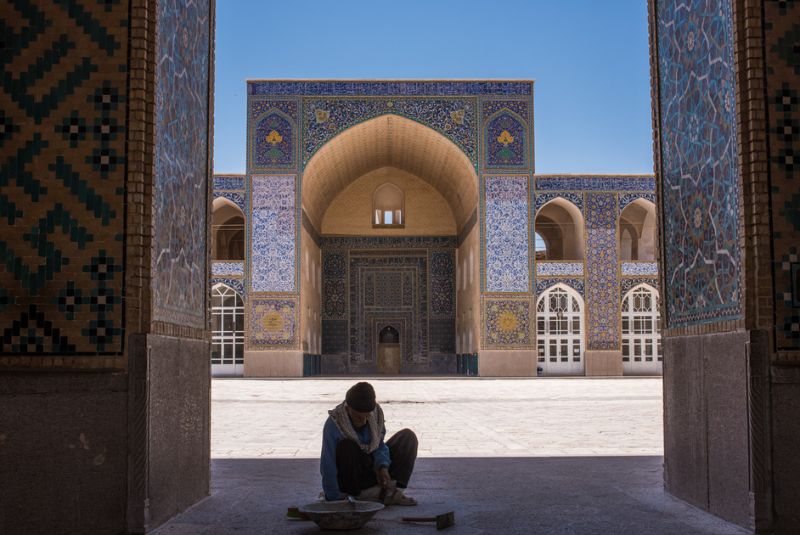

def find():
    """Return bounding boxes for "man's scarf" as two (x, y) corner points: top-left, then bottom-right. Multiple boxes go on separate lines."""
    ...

(328, 401), (384, 454)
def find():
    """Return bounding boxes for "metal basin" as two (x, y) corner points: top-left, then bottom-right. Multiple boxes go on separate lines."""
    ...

(299, 500), (384, 530)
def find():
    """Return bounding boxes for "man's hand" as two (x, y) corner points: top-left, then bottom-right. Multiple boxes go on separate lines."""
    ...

(376, 466), (390, 488)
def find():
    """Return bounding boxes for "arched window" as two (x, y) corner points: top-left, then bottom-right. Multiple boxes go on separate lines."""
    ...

(534, 231), (547, 260)
(373, 182), (404, 227)
(534, 198), (585, 260)
(536, 285), (585, 375)
(621, 284), (662, 375)
(211, 283), (244, 376)
(212, 198), (245, 260)
(618, 199), (657, 261)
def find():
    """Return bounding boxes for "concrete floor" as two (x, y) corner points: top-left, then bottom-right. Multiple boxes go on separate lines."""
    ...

(153, 378), (747, 535)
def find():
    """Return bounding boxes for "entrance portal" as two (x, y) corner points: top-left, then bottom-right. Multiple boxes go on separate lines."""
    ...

(377, 325), (401, 374)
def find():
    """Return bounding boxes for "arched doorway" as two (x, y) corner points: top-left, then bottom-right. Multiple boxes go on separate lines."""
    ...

(300, 114), (480, 375)
(211, 283), (245, 376)
(536, 284), (585, 375)
(621, 284), (662, 375)
(377, 325), (401, 374)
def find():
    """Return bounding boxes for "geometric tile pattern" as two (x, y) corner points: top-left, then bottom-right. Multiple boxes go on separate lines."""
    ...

(482, 296), (533, 349)
(586, 193), (620, 350)
(0, 0), (130, 354)
(250, 175), (296, 293)
(151, 0), (211, 329)
(765, 0), (800, 348)
(248, 297), (298, 349)
(621, 262), (658, 276)
(302, 97), (477, 164)
(656, 0), (742, 327)
(484, 175), (530, 292)
(319, 237), (456, 369)
(536, 262), (584, 277)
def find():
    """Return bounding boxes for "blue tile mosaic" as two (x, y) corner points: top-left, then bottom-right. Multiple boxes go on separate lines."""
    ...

(249, 297), (298, 349)
(213, 175), (245, 191)
(212, 262), (244, 276)
(484, 176), (530, 293)
(249, 81), (533, 96)
(586, 193), (619, 350)
(620, 277), (658, 299)
(151, 0), (211, 329)
(250, 175), (296, 293)
(484, 110), (527, 168)
(656, 0), (742, 326)
(482, 296), (533, 349)
(302, 98), (476, 164)
(536, 262), (584, 277)
(249, 100), (298, 170)
(535, 175), (655, 192)
(621, 262), (658, 276)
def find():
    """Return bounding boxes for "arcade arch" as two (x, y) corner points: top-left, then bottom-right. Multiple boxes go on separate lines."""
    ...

(618, 199), (656, 261)
(534, 198), (585, 261)
(211, 197), (245, 260)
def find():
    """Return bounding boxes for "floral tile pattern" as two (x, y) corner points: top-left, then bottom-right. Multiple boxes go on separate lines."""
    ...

(655, 0), (742, 326)
(484, 175), (530, 293)
(620, 277), (659, 298)
(620, 262), (658, 276)
(586, 193), (619, 350)
(212, 262), (244, 276)
(536, 262), (584, 277)
(482, 297), (533, 349)
(535, 176), (655, 191)
(302, 97), (477, 165)
(250, 175), (296, 293)
(483, 100), (529, 169)
(534, 192), (584, 214)
(249, 99), (298, 170)
(536, 278), (585, 296)
(249, 81), (533, 96)
(619, 193), (656, 213)
(210, 278), (245, 298)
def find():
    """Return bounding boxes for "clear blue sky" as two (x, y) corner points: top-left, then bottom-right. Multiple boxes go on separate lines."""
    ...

(214, 1), (653, 175)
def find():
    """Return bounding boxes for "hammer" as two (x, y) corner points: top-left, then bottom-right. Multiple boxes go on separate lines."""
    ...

(402, 511), (455, 530)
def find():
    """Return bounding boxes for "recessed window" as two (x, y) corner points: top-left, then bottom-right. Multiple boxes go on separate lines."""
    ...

(373, 182), (404, 228)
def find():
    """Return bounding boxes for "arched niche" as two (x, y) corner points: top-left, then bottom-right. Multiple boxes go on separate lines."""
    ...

(534, 198), (585, 260)
(619, 199), (657, 261)
(211, 197), (245, 260)
(373, 182), (405, 227)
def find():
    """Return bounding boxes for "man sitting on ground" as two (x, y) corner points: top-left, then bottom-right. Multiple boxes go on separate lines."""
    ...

(320, 381), (418, 505)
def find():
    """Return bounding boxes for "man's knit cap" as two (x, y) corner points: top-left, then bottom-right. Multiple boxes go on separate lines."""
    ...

(346, 382), (376, 413)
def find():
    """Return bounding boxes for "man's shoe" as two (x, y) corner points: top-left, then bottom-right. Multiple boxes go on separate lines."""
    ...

(356, 485), (383, 502)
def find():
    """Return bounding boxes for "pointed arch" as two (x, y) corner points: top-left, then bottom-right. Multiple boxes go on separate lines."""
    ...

(621, 283), (662, 375)
(536, 283), (585, 376)
(534, 197), (585, 260)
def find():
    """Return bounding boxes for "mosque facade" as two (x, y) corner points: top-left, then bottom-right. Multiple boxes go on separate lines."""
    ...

(209, 80), (660, 377)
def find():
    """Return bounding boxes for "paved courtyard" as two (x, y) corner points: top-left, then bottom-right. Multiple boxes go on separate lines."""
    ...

(155, 378), (747, 535)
